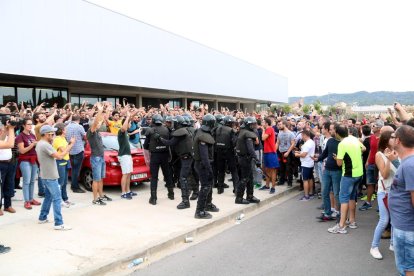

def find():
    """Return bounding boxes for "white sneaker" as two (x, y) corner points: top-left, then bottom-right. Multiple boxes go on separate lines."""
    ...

(328, 224), (347, 234)
(331, 211), (339, 218)
(38, 219), (49, 224)
(389, 244), (394, 252)
(54, 224), (72, 231)
(370, 247), (383, 259)
(65, 200), (75, 206)
(348, 221), (358, 229)
(61, 202), (70, 208)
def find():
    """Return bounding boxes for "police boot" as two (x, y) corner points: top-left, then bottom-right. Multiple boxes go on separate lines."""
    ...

(177, 178), (190, 209)
(246, 195), (260, 204)
(190, 190), (199, 200)
(149, 190), (157, 205)
(167, 188), (174, 200)
(205, 203), (219, 212)
(194, 210), (212, 219)
(235, 197), (250, 204)
(217, 183), (224, 194)
(235, 178), (248, 204)
(223, 183), (230, 189)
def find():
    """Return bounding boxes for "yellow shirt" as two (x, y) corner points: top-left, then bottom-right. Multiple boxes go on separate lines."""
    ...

(53, 136), (69, 161)
(108, 120), (122, 134)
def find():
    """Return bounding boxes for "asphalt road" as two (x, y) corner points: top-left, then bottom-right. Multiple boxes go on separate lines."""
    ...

(134, 194), (397, 276)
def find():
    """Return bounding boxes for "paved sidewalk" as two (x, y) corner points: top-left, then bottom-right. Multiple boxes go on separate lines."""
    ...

(0, 179), (297, 276)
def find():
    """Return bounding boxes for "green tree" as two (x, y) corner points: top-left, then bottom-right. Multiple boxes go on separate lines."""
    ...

(313, 100), (322, 114)
(282, 104), (291, 115)
(302, 104), (311, 114)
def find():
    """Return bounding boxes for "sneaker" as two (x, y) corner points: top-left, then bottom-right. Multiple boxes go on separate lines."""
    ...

(24, 201), (32, 210)
(359, 202), (372, 211)
(128, 191), (138, 196)
(348, 221), (358, 229)
(308, 194), (315, 200)
(328, 224), (347, 234)
(61, 201), (70, 208)
(389, 244), (394, 252)
(370, 247), (383, 260)
(100, 195), (112, 201)
(30, 199), (41, 206)
(38, 219), (49, 224)
(121, 193), (132, 200)
(38, 192), (45, 198)
(360, 195), (368, 201)
(259, 186), (270, 190)
(299, 195), (310, 201)
(64, 200), (75, 206)
(317, 214), (335, 221)
(0, 245), (11, 254)
(331, 211), (339, 218)
(92, 198), (106, 206)
(254, 183), (262, 188)
(54, 224), (72, 231)
(269, 188), (276, 194)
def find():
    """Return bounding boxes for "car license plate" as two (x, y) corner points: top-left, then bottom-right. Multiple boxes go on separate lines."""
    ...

(131, 173), (147, 180)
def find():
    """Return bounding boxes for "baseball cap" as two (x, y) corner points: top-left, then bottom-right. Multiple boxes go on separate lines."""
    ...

(40, 125), (57, 135)
(374, 120), (384, 128)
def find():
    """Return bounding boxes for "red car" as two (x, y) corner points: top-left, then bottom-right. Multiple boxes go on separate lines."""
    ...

(80, 132), (150, 191)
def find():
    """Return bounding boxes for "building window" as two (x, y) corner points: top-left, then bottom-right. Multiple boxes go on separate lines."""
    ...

(35, 88), (68, 107)
(17, 87), (35, 107)
(0, 86), (16, 108)
(169, 99), (182, 108)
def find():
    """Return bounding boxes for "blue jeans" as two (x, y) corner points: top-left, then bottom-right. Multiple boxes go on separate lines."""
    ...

(20, 161), (38, 202)
(393, 227), (414, 275)
(322, 169), (342, 216)
(39, 179), (63, 226)
(56, 160), (70, 201)
(69, 151), (84, 190)
(0, 162), (16, 209)
(339, 176), (361, 204)
(371, 192), (393, 248)
(37, 174), (45, 195)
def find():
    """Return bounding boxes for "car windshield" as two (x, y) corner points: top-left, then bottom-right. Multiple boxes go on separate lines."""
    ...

(102, 135), (138, 151)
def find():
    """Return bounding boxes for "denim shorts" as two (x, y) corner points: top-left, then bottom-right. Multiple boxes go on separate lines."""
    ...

(339, 176), (361, 203)
(301, 166), (314, 180)
(90, 155), (106, 181)
(366, 164), (378, 185)
(393, 227), (414, 275)
(118, 155), (133, 174)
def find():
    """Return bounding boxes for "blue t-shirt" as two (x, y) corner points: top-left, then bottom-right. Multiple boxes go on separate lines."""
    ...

(389, 154), (414, 231)
(128, 122), (140, 145)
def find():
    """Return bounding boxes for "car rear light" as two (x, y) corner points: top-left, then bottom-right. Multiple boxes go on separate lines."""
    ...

(110, 162), (120, 167)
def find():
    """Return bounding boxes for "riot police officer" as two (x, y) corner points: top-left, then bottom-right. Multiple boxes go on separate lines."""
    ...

(235, 117), (261, 204)
(193, 114), (219, 219)
(183, 114), (200, 200)
(212, 114), (225, 189)
(214, 115), (239, 194)
(144, 114), (174, 205)
(158, 115), (194, 209)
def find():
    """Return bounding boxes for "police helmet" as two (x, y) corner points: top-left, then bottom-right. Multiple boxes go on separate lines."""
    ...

(223, 115), (235, 126)
(152, 114), (164, 125)
(215, 114), (224, 125)
(201, 114), (216, 132)
(165, 115), (173, 122)
(244, 116), (257, 131)
(182, 116), (191, 126)
(174, 115), (185, 128)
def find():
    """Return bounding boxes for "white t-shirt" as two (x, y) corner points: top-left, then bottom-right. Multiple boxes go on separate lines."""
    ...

(300, 139), (315, 168)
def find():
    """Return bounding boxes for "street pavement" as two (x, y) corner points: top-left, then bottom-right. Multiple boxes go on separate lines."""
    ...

(136, 194), (397, 276)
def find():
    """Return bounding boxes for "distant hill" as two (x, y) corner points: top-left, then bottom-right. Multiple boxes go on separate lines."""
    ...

(288, 91), (414, 106)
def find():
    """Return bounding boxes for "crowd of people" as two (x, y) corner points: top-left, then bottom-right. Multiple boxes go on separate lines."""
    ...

(0, 100), (413, 275)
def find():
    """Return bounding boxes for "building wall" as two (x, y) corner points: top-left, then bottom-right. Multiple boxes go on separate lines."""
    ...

(0, 0), (288, 103)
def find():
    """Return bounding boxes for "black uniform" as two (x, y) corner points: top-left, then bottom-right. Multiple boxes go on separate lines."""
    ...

(160, 127), (194, 209)
(144, 125), (174, 204)
(214, 125), (239, 193)
(235, 128), (260, 204)
(187, 126), (200, 200)
(193, 128), (217, 218)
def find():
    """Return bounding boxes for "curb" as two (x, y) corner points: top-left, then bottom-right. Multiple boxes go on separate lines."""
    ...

(84, 185), (300, 275)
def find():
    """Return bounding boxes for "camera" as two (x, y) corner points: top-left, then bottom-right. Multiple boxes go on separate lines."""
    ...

(0, 113), (24, 127)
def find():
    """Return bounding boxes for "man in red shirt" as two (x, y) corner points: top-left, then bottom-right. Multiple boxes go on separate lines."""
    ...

(360, 120), (383, 211)
(259, 118), (280, 194)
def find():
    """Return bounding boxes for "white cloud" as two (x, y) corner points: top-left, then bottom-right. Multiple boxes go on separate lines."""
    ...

(87, 0), (414, 97)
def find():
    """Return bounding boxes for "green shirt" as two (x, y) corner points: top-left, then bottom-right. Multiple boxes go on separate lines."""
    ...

(337, 136), (364, 177)
(117, 129), (131, 156)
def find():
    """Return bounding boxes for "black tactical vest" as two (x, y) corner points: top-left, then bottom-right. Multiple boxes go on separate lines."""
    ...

(173, 127), (194, 157)
(236, 128), (257, 156)
(193, 129), (215, 161)
(215, 125), (233, 150)
(149, 125), (169, 153)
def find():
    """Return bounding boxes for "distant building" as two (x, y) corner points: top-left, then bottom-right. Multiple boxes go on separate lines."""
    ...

(351, 105), (391, 115)
(0, 0), (288, 111)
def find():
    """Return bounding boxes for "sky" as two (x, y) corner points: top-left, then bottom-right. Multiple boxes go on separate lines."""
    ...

(87, 0), (414, 97)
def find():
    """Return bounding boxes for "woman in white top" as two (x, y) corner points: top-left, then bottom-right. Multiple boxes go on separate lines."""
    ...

(370, 130), (398, 260)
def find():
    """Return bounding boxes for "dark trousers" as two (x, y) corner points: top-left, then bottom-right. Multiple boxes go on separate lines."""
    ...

(179, 158), (193, 200)
(217, 150), (239, 190)
(69, 151), (84, 190)
(189, 162), (200, 193)
(236, 157), (254, 198)
(0, 162), (16, 209)
(277, 151), (293, 184)
(195, 160), (213, 211)
(150, 152), (173, 191)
